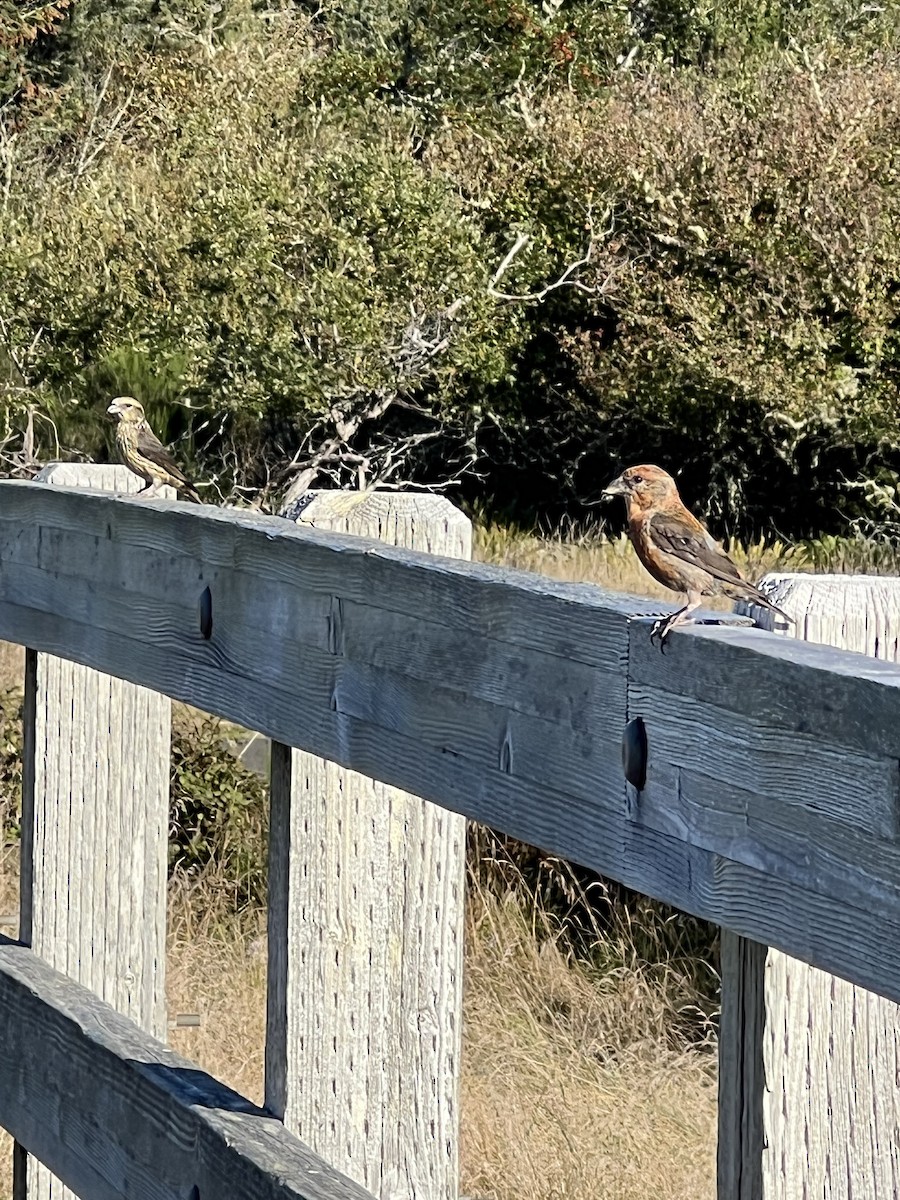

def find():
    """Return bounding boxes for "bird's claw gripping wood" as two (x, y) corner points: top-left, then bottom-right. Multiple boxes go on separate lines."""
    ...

(649, 611), (686, 653)
(649, 616), (670, 652)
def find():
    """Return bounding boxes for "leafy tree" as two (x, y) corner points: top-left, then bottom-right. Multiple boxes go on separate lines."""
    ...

(0, 1), (73, 103)
(0, 0), (899, 536)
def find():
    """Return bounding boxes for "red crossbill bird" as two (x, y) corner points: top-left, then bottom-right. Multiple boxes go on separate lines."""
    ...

(602, 463), (793, 648)
(107, 397), (202, 502)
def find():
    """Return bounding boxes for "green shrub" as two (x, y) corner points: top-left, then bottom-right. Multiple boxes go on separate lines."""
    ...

(169, 710), (268, 910)
(0, 689), (23, 845)
(434, 51), (900, 534)
(0, 695), (268, 910)
(1, 2), (899, 533)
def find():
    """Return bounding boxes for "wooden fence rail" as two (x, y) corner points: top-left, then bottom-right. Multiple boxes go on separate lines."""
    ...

(0, 475), (899, 1199)
(0, 936), (372, 1200)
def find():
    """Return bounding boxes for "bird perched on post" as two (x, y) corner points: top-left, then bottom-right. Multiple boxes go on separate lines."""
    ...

(107, 396), (202, 502)
(602, 464), (792, 649)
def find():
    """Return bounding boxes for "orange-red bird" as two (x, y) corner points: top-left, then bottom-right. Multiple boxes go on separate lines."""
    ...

(602, 464), (792, 648)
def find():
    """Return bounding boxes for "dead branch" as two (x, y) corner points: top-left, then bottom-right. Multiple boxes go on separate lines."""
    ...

(488, 207), (616, 302)
(278, 291), (470, 508)
(489, 233), (532, 291)
(73, 70), (139, 180)
(279, 389), (401, 510)
(392, 297), (466, 379)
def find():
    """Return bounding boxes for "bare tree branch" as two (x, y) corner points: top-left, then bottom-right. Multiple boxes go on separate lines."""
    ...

(73, 69), (140, 180)
(488, 207), (616, 302)
(279, 389), (401, 509)
(276, 290), (473, 508)
(489, 233), (531, 291)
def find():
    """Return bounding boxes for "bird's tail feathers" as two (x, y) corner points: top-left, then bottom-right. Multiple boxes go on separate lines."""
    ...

(742, 582), (795, 625)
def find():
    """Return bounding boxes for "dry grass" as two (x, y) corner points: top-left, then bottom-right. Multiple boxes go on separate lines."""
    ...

(0, 848), (16, 927)
(165, 881), (268, 1104)
(161, 884), (720, 1200)
(163, 888), (718, 1200)
(461, 890), (716, 1200)
(162, 878), (719, 1200)
(474, 520), (900, 593)
(473, 521), (798, 604)
(0, 854), (717, 1200)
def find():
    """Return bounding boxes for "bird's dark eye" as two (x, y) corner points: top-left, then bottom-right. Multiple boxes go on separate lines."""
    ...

(631, 474), (643, 485)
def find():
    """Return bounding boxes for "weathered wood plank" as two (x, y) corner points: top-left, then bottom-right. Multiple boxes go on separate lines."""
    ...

(630, 684), (899, 838)
(16, 464), (171, 1200)
(0, 937), (374, 1200)
(0, 486), (643, 669)
(731, 575), (900, 1200)
(267, 493), (469, 1200)
(0, 551), (625, 730)
(629, 617), (900, 759)
(1, 484), (900, 1003)
(763, 951), (900, 1199)
(641, 765), (900, 922)
(717, 930), (765, 1200)
(2, 485), (899, 755)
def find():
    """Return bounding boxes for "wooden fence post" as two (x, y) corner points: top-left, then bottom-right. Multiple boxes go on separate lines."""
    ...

(717, 930), (766, 1200)
(719, 574), (900, 1199)
(266, 492), (470, 1200)
(14, 465), (172, 1200)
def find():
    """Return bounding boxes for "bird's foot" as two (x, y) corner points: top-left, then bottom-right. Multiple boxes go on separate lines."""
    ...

(649, 614), (693, 653)
(649, 618), (670, 653)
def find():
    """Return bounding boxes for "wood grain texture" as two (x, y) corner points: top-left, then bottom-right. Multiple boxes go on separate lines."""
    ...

(0, 937), (375, 1200)
(718, 931), (766, 1200)
(267, 493), (469, 1200)
(0, 484), (899, 1003)
(16, 464), (171, 1200)
(738, 575), (900, 1200)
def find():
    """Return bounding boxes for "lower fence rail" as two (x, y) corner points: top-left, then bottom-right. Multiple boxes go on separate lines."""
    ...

(0, 938), (374, 1200)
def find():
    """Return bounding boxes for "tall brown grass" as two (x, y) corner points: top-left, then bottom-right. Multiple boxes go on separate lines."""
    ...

(0, 866), (717, 1200)
(473, 521), (900, 592)
(165, 873), (719, 1200)
(462, 888), (716, 1200)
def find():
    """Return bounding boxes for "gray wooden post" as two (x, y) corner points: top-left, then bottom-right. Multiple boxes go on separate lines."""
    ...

(266, 492), (470, 1200)
(720, 574), (900, 1199)
(717, 931), (766, 1200)
(14, 465), (171, 1200)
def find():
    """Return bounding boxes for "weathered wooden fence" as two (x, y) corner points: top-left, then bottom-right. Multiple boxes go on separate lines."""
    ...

(1, 467), (899, 1200)
(727, 574), (900, 1199)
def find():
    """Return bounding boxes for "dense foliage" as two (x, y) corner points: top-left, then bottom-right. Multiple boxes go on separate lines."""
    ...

(1, 1), (899, 535)
(169, 711), (268, 909)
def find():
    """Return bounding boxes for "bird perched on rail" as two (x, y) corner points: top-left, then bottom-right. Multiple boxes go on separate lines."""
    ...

(107, 396), (202, 502)
(602, 464), (792, 649)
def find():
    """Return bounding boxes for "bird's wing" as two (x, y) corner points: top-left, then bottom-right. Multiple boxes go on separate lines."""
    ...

(648, 510), (746, 587)
(136, 421), (188, 482)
